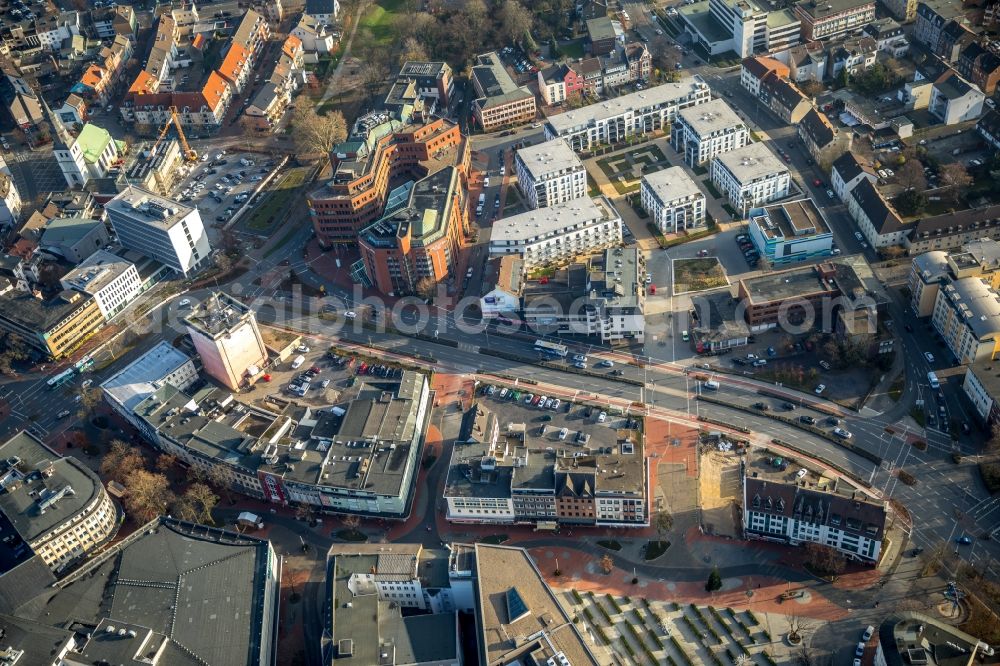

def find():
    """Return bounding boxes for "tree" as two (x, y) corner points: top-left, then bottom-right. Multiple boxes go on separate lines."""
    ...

(360, 58), (392, 98)
(799, 79), (824, 97)
(497, 0), (533, 45)
(156, 454), (177, 474)
(101, 440), (145, 485)
(0, 332), (27, 376)
(206, 466), (233, 504)
(802, 542), (846, 577)
(214, 251), (233, 273)
(290, 105), (347, 156)
(835, 67), (849, 88)
(600, 553), (614, 574)
(75, 386), (104, 421)
(398, 37), (429, 66)
(705, 567), (723, 592)
(896, 159), (927, 192)
(124, 470), (175, 523)
(653, 510), (673, 537)
(238, 115), (259, 151)
(414, 276), (436, 301)
(183, 482), (219, 524)
(939, 162), (973, 204)
(894, 189), (927, 216)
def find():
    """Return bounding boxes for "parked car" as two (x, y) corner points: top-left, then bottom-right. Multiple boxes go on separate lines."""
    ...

(814, 384), (826, 394)
(833, 427), (853, 439)
(924, 352), (935, 363)
(799, 415), (816, 425)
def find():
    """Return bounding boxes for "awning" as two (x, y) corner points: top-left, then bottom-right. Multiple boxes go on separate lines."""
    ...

(534, 521), (559, 531)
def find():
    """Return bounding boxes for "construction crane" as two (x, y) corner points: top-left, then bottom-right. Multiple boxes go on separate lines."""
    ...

(150, 106), (198, 162)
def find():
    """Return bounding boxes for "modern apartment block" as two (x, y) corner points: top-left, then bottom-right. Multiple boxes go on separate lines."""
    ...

(640, 166), (706, 233)
(128, 370), (431, 517)
(470, 52), (536, 131)
(358, 167), (467, 295)
(794, 0), (875, 40)
(908, 239), (1000, 317)
(306, 118), (469, 246)
(931, 278), (1000, 364)
(60, 249), (142, 320)
(513, 138), (586, 209)
(670, 98), (748, 167)
(0, 431), (118, 573)
(543, 77), (711, 152)
(489, 196), (622, 269)
(389, 61), (454, 107)
(184, 292), (268, 391)
(963, 359), (1000, 424)
(710, 142), (790, 213)
(743, 475), (886, 563)
(105, 186), (211, 277)
(444, 403), (647, 527)
(101, 339), (199, 432)
(747, 198), (834, 265)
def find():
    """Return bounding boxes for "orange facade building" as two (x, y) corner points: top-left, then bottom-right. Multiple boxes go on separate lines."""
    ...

(306, 118), (469, 246)
(358, 166), (468, 295)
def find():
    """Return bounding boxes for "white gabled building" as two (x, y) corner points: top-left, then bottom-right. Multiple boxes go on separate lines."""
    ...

(100, 340), (199, 432)
(514, 138), (586, 209)
(640, 166), (706, 233)
(489, 196), (622, 269)
(710, 142), (790, 213)
(743, 476), (886, 563)
(543, 76), (712, 152)
(670, 98), (748, 167)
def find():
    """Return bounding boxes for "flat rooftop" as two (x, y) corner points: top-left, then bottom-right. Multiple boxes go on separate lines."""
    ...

(642, 165), (704, 204)
(474, 544), (600, 666)
(514, 138), (583, 181)
(472, 52), (521, 97)
(491, 196), (618, 244)
(795, 0), (873, 20)
(751, 198), (829, 241)
(939, 278), (1000, 339)
(184, 292), (254, 337)
(0, 290), (93, 335)
(546, 76), (708, 134)
(60, 249), (134, 295)
(101, 340), (193, 413)
(106, 186), (194, 231)
(360, 167), (459, 249)
(0, 432), (102, 544)
(677, 98), (745, 137)
(714, 142), (787, 183)
(740, 264), (837, 303)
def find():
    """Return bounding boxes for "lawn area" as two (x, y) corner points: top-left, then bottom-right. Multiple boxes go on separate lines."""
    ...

(559, 39), (586, 59)
(597, 539), (622, 551)
(357, 0), (407, 52)
(644, 540), (670, 560)
(335, 529), (368, 542)
(243, 166), (312, 232)
(672, 257), (727, 293)
(478, 534), (509, 545)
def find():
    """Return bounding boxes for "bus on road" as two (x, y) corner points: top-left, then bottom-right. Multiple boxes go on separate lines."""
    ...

(46, 368), (75, 389)
(74, 356), (94, 373)
(534, 340), (568, 358)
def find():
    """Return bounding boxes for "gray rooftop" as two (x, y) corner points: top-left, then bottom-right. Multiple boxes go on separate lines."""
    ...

(100, 340), (193, 414)
(106, 186), (195, 231)
(183, 292), (255, 337)
(677, 98), (745, 137)
(0, 432), (104, 544)
(795, 0), (874, 19)
(546, 76), (709, 134)
(61, 249), (134, 295)
(491, 196), (619, 244)
(0, 613), (75, 666)
(714, 142), (788, 183)
(911, 250), (951, 285)
(642, 166), (704, 205)
(40, 216), (104, 247)
(514, 138), (584, 182)
(938, 278), (1000, 340)
(0, 289), (94, 334)
(750, 198), (830, 241)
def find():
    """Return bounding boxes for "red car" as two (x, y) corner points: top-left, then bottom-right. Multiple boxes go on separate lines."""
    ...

(357, 363), (368, 374)
(813, 178), (822, 187)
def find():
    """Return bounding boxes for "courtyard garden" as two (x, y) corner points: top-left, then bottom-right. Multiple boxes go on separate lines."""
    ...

(595, 144), (670, 195)
(672, 257), (728, 294)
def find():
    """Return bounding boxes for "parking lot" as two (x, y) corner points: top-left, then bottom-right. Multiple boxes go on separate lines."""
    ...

(168, 149), (279, 231)
(476, 382), (640, 438)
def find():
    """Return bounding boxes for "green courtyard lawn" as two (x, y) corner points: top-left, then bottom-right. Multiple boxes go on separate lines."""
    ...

(243, 166), (312, 233)
(672, 257), (728, 294)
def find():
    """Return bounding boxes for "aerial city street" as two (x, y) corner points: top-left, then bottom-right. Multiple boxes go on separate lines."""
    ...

(0, 0), (999, 663)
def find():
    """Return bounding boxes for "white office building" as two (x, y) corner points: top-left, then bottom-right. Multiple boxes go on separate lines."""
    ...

(670, 98), (749, 167)
(105, 186), (211, 277)
(514, 139), (586, 209)
(543, 77), (712, 152)
(60, 249), (142, 320)
(681, 0), (800, 57)
(710, 142), (790, 213)
(931, 278), (1000, 365)
(489, 196), (623, 269)
(640, 166), (706, 233)
(100, 340), (199, 432)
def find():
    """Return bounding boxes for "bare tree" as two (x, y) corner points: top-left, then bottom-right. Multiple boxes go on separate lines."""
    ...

(398, 37), (429, 66)
(342, 513), (362, 535)
(156, 453), (177, 474)
(939, 162), (973, 204)
(895, 159), (927, 192)
(101, 440), (145, 485)
(414, 276), (436, 300)
(653, 510), (673, 538)
(184, 482), (219, 524)
(599, 553), (614, 574)
(206, 466), (233, 504)
(497, 0), (533, 45)
(124, 470), (175, 522)
(290, 105), (348, 156)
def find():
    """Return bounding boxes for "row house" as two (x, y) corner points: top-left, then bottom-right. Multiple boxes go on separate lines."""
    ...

(957, 41), (1000, 95)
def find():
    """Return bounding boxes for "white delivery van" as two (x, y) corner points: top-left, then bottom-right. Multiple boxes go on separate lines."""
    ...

(927, 371), (940, 389)
(291, 355), (305, 369)
(237, 512), (264, 529)
(703, 379), (720, 391)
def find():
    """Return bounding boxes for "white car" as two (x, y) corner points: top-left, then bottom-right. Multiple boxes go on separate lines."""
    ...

(814, 384), (826, 395)
(598, 411), (607, 423)
(833, 427), (853, 439)
(320, 379), (331, 388)
(854, 231), (864, 241)
(862, 626), (875, 642)
(924, 352), (935, 363)
(483, 176), (491, 188)
(81, 379), (93, 389)
(296, 345), (310, 353)
(344, 311), (357, 319)
(796, 468), (807, 479)
(178, 298), (191, 307)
